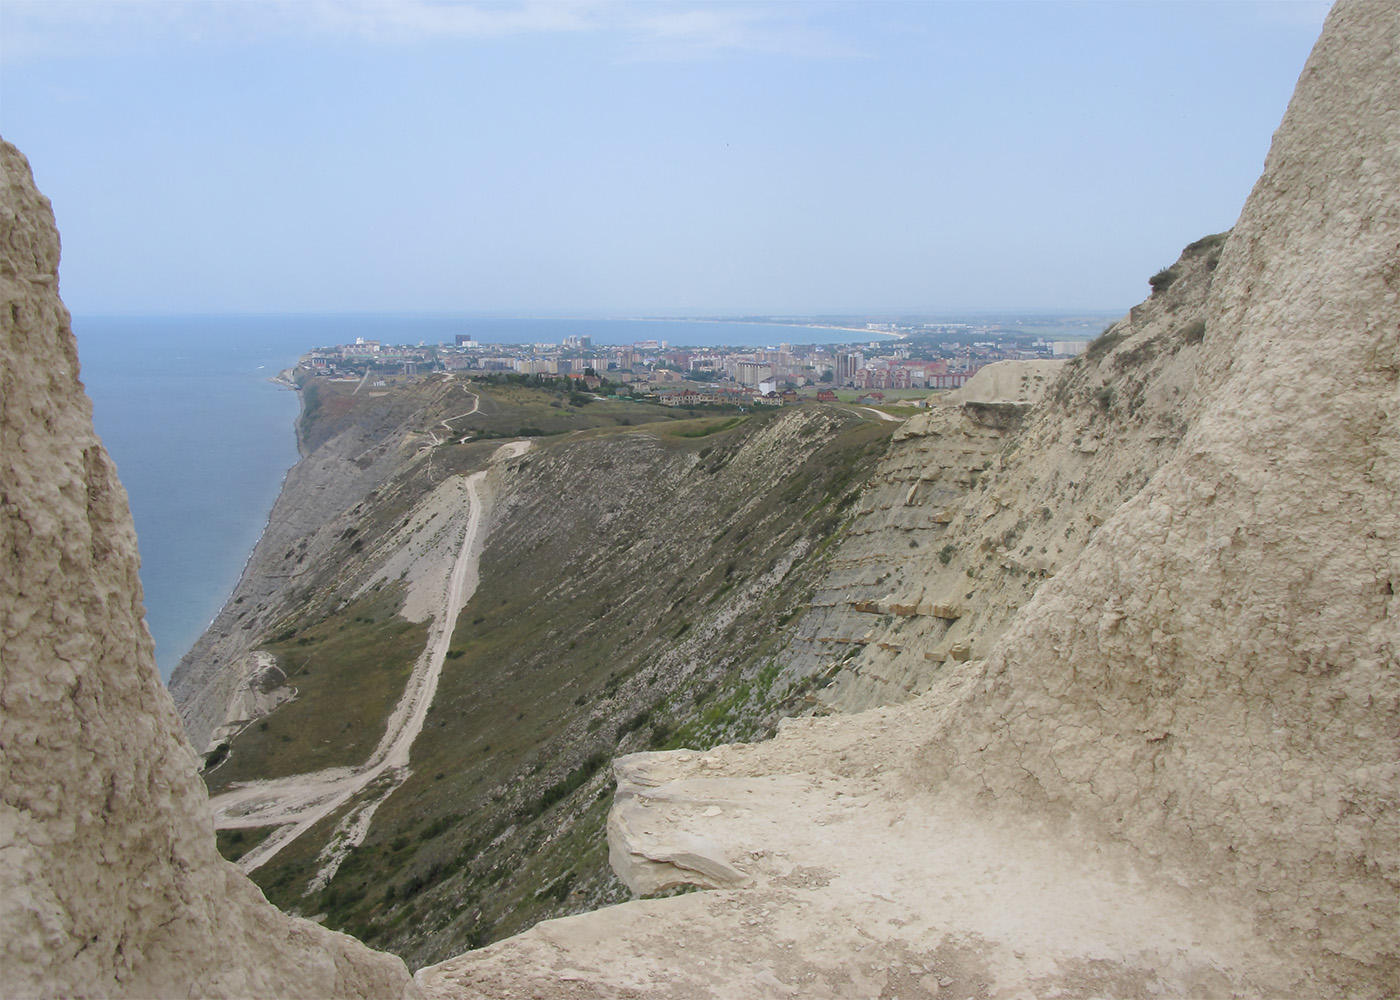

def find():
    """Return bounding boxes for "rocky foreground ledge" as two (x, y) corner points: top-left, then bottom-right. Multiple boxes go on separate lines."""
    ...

(422, 712), (1297, 998)
(2, 1), (1396, 997)
(425, 2), (1398, 995)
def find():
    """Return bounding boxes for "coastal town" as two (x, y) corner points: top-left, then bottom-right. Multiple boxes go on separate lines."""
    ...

(297, 318), (1101, 407)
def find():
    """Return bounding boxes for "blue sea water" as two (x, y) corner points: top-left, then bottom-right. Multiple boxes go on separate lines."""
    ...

(74, 314), (888, 682)
(77, 317), (306, 681)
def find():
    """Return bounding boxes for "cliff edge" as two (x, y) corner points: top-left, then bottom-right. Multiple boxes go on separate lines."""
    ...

(421, 3), (1397, 996)
(2, 0), (1395, 995)
(0, 141), (417, 998)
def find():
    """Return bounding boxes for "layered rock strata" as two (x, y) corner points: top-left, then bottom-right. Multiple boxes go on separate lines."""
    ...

(789, 238), (1225, 713)
(421, 2), (1398, 996)
(0, 141), (417, 999)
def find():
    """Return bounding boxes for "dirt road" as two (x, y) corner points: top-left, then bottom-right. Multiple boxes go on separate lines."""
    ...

(209, 440), (531, 873)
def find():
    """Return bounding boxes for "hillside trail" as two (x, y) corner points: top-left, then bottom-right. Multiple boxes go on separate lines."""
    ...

(207, 440), (531, 874)
(440, 387), (480, 441)
(418, 386), (479, 446)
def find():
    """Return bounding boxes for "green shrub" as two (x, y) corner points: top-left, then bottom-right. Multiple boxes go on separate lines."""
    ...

(1149, 266), (1180, 295)
(417, 813), (463, 841)
(1084, 324), (1127, 363)
(1183, 232), (1229, 257)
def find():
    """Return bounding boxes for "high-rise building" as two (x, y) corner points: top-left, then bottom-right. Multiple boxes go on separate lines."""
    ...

(836, 352), (864, 385)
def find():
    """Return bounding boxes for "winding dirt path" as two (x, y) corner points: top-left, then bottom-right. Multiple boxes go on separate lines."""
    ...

(209, 440), (531, 873)
(439, 389), (480, 431)
(856, 405), (904, 423)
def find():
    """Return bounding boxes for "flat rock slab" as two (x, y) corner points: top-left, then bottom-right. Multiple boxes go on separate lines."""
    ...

(418, 721), (1288, 999)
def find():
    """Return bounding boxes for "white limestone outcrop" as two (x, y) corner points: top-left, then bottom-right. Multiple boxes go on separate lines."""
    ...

(3, 0), (1395, 994)
(0, 140), (417, 999)
(940, 358), (1066, 405)
(420, 2), (1397, 996)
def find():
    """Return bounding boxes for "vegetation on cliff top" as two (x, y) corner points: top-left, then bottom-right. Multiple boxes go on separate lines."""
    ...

(210, 375), (895, 965)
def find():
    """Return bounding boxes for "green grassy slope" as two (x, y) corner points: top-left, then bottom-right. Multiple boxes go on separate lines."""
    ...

(231, 385), (892, 967)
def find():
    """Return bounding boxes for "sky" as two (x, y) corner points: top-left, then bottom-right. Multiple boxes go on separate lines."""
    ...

(2, 0), (1330, 317)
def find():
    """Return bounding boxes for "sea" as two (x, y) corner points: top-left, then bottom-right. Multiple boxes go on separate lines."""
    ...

(75, 314), (888, 681)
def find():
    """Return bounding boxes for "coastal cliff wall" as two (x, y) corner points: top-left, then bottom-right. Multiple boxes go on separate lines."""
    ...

(422, 2), (1398, 996)
(789, 240), (1222, 712)
(949, 0), (1399, 965)
(3, 0), (1394, 995)
(0, 141), (416, 999)
(186, 380), (896, 963)
(169, 376), (474, 755)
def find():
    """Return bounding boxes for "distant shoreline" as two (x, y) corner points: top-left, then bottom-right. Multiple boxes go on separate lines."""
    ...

(626, 317), (900, 341)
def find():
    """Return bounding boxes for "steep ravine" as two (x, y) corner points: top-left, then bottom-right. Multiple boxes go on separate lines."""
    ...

(233, 405), (896, 964)
(168, 363), (897, 962)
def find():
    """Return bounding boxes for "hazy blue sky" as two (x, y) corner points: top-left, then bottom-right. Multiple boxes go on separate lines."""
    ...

(2, 1), (1328, 316)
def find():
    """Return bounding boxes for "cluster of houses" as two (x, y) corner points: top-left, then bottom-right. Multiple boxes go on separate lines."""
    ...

(299, 329), (1036, 415)
(306, 338), (989, 391)
(656, 385), (909, 409)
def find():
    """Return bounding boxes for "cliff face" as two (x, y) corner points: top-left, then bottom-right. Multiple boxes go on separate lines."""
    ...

(169, 374), (477, 755)
(4, 0), (1394, 994)
(183, 373), (895, 963)
(0, 141), (416, 999)
(793, 239), (1221, 712)
(422, 2), (1398, 996)
(924, 1), (1399, 971)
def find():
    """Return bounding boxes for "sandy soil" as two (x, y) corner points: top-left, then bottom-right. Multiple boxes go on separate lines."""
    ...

(208, 440), (531, 874)
(418, 712), (1300, 999)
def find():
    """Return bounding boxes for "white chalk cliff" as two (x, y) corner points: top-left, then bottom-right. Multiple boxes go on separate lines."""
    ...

(421, 3), (1397, 997)
(1, 0), (1396, 997)
(0, 142), (417, 998)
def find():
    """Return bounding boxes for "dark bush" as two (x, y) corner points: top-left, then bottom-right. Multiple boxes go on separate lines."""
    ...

(204, 742), (231, 769)
(417, 813), (463, 841)
(1183, 232), (1229, 257)
(1149, 266), (1180, 295)
(1084, 324), (1127, 363)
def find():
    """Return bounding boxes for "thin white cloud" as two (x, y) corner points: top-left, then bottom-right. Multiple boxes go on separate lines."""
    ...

(0, 0), (603, 62)
(1, 0), (861, 63)
(295, 0), (603, 41)
(623, 4), (864, 61)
